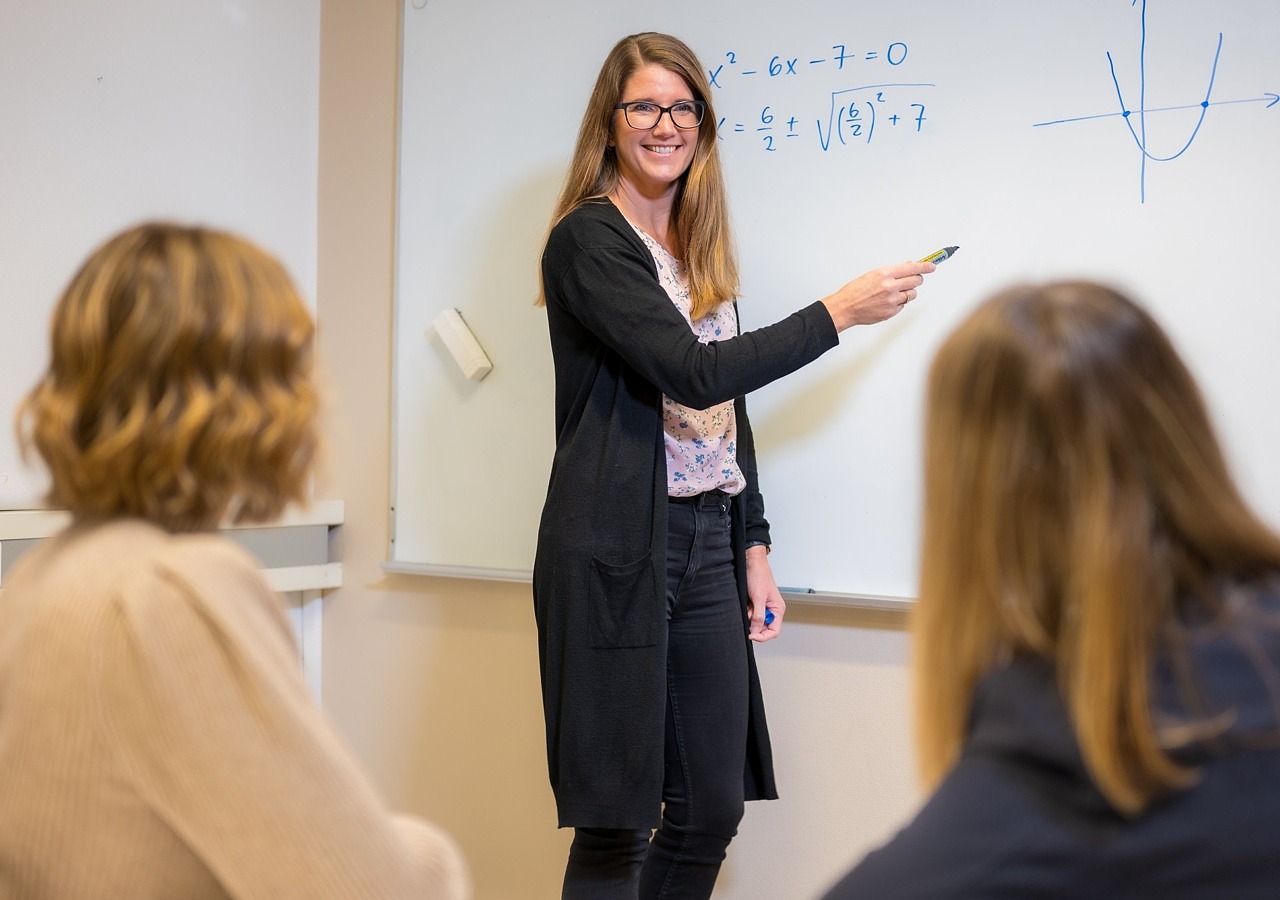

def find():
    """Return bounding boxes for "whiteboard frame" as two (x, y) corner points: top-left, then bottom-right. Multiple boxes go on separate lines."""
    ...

(387, 0), (1280, 601)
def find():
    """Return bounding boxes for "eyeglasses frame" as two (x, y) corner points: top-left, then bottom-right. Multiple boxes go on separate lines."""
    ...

(613, 100), (707, 131)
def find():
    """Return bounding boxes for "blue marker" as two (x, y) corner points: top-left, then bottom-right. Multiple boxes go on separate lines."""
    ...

(764, 609), (775, 626)
(919, 245), (959, 264)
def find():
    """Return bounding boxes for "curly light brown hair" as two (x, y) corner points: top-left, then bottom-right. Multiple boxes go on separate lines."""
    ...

(18, 222), (319, 532)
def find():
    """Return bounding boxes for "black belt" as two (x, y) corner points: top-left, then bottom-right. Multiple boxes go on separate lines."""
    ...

(668, 489), (732, 507)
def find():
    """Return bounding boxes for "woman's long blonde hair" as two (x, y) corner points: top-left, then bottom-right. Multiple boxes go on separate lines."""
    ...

(19, 222), (319, 532)
(538, 32), (738, 320)
(915, 281), (1280, 814)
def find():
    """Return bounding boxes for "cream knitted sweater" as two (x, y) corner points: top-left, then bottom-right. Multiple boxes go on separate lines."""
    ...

(0, 519), (468, 899)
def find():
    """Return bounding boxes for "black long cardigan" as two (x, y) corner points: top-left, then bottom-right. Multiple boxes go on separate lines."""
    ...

(534, 199), (839, 829)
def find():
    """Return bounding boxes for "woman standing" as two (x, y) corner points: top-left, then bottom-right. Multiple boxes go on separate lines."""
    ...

(534, 32), (934, 898)
(823, 282), (1280, 898)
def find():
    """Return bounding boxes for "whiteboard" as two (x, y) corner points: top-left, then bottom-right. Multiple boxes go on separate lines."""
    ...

(0, 0), (319, 508)
(392, 0), (1280, 598)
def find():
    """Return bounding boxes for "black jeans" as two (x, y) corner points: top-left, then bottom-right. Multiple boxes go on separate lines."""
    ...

(562, 491), (749, 899)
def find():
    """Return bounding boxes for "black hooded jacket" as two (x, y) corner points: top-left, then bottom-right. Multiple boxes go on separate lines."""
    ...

(823, 582), (1280, 899)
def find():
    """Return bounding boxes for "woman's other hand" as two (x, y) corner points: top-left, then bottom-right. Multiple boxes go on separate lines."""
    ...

(746, 545), (785, 643)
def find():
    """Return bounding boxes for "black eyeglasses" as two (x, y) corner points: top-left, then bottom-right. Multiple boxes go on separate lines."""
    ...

(614, 100), (706, 130)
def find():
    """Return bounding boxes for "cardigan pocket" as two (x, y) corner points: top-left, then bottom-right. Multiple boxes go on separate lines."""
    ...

(588, 552), (660, 648)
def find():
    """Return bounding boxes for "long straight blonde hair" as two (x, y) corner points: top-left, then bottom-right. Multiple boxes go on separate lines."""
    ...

(915, 281), (1280, 814)
(538, 32), (738, 320)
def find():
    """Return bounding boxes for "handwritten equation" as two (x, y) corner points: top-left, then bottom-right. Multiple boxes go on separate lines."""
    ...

(708, 42), (909, 88)
(708, 40), (935, 154)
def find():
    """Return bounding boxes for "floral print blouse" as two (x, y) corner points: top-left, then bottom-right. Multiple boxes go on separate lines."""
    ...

(630, 224), (745, 498)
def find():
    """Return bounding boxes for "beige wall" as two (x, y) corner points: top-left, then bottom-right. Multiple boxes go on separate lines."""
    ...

(315, 3), (922, 897)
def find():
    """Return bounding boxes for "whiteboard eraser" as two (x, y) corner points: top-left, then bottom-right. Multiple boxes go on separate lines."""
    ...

(431, 308), (493, 381)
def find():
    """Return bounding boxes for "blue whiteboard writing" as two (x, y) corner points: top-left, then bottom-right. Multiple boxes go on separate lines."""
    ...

(391, 0), (1280, 598)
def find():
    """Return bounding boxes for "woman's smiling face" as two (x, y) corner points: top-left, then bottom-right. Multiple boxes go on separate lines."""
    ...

(611, 64), (700, 199)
